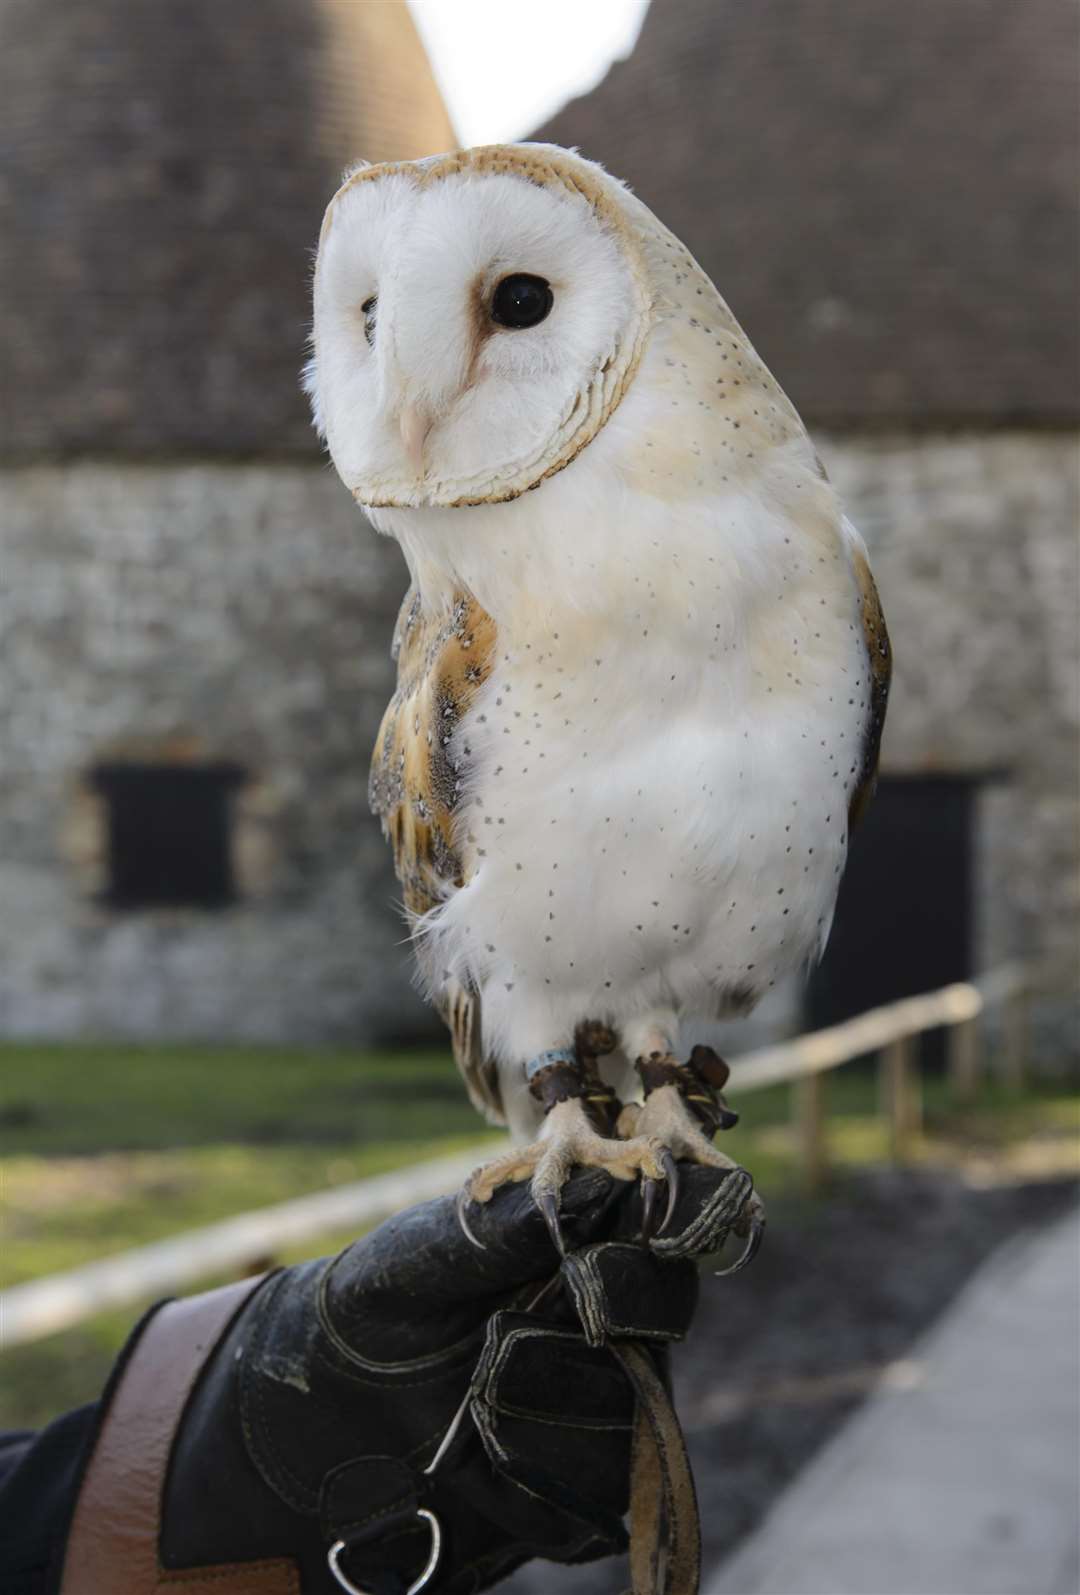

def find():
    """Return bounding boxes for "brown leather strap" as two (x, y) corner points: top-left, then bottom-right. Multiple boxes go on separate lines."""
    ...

(611, 1341), (701, 1595)
(61, 1276), (300, 1595)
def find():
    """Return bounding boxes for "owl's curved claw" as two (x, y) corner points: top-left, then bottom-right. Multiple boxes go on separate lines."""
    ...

(639, 1149), (680, 1242)
(714, 1209), (765, 1276)
(640, 1175), (662, 1243)
(455, 1186), (487, 1252)
(658, 1148), (680, 1233)
(536, 1190), (567, 1258)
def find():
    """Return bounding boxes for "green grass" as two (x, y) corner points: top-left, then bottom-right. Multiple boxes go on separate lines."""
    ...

(1, 1042), (501, 1292)
(0, 1041), (502, 1429)
(0, 1041), (482, 1157)
(1, 1040), (1076, 1430)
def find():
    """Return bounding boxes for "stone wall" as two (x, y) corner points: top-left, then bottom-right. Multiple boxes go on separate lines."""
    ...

(818, 430), (1079, 1059)
(1, 432), (1076, 1053)
(0, 460), (437, 1042)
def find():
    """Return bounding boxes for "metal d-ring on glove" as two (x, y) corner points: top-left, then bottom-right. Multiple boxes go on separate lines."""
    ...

(328, 1506), (442, 1595)
(326, 1379), (474, 1594)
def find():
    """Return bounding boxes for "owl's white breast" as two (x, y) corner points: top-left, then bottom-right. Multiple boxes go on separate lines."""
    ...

(398, 440), (872, 1071)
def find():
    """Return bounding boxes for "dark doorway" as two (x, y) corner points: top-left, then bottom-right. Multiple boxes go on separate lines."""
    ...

(91, 761), (246, 910)
(805, 775), (978, 1050)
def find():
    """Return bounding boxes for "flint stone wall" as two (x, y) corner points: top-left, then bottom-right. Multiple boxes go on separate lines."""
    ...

(0, 460), (435, 1043)
(819, 429), (1078, 1061)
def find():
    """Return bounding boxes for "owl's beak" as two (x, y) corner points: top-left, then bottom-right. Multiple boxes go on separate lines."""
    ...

(399, 405), (432, 476)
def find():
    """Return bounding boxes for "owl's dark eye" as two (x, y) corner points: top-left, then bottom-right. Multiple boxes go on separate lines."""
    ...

(491, 273), (553, 330)
(361, 295), (377, 347)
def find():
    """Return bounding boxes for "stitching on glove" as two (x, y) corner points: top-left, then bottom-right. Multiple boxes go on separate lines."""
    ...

(317, 1262), (487, 1377)
(477, 1320), (634, 1431)
(565, 1250), (605, 1347)
(240, 1277), (320, 1514)
(311, 1332), (481, 1392)
(328, 1491), (417, 1536)
(649, 1167), (753, 1259)
(157, 1562), (301, 1589)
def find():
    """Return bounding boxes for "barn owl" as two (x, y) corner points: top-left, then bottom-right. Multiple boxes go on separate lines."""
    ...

(305, 144), (890, 1252)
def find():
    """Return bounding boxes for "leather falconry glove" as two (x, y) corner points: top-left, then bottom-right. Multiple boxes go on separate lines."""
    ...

(58, 1163), (757, 1595)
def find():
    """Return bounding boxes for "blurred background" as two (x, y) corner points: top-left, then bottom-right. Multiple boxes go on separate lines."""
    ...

(1, 1), (1077, 1590)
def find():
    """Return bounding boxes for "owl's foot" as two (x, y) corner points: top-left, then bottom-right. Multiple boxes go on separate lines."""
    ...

(457, 1040), (676, 1255)
(627, 1045), (766, 1275)
(458, 1098), (676, 1256)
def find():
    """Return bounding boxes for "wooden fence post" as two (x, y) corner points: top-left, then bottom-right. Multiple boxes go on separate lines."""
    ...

(948, 1016), (981, 1100)
(881, 1034), (920, 1162)
(794, 1071), (826, 1193)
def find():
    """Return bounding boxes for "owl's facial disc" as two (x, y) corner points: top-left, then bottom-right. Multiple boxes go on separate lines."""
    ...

(395, 273), (554, 473)
(306, 146), (651, 510)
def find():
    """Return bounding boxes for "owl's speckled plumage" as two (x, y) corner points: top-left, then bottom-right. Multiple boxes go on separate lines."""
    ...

(307, 143), (890, 1143)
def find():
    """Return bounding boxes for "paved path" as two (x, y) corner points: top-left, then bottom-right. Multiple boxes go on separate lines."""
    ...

(707, 1201), (1080, 1595)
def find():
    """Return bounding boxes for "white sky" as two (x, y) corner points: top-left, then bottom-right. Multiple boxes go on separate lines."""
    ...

(407, 0), (651, 146)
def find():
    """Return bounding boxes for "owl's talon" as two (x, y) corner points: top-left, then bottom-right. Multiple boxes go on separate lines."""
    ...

(715, 1209), (765, 1276)
(658, 1148), (680, 1233)
(536, 1190), (567, 1258)
(630, 1051), (764, 1271)
(455, 1186), (487, 1252)
(639, 1146), (681, 1241)
(457, 1098), (683, 1258)
(640, 1175), (662, 1243)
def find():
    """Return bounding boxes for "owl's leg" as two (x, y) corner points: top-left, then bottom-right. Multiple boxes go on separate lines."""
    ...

(629, 1034), (766, 1273)
(458, 1024), (676, 1255)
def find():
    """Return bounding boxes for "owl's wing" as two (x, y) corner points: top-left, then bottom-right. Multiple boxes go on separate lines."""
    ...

(442, 977), (505, 1125)
(847, 535), (892, 831)
(369, 586), (506, 1124)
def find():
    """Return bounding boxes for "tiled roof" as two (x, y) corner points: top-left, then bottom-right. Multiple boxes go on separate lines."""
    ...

(535, 0), (1078, 425)
(0, 0), (456, 456)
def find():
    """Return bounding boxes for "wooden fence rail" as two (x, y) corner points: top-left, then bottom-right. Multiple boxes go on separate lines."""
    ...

(736, 963), (1029, 1193)
(1, 965), (1030, 1350)
(1, 1147), (495, 1351)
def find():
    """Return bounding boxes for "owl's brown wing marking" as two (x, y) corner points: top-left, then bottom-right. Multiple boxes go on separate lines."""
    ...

(848, 547), (892, 831)
(443, 977), (506, 1125)
(369, 586), (507, 1123)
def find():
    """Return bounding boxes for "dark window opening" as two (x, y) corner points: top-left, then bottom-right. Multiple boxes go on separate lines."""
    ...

(91, 761), (246, 910)
(805, 775), (983, 1064)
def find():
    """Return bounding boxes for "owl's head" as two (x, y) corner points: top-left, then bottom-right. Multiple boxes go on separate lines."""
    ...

(305, 144), (653, 509)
